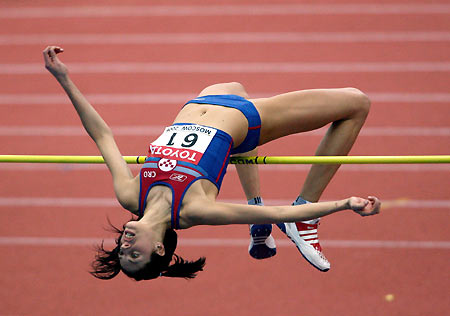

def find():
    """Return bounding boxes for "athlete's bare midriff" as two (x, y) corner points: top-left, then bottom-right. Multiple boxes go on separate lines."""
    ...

(173, 103), (249, 147)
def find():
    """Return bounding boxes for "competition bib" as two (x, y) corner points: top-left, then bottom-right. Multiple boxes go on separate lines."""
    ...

(148, 124), (217, 165)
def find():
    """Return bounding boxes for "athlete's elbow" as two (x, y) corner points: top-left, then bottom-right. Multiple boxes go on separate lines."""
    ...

(97, 125), (114, 139)
(114, 187), (138, 212)
(116, 196), (136, 212)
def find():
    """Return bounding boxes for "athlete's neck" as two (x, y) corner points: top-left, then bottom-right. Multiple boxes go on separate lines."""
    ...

(141, 185), (172, 233)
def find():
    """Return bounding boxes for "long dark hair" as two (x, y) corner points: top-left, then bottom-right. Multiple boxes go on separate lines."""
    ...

(90, 220), (205, 281)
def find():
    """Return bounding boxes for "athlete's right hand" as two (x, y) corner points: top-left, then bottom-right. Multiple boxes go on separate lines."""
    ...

(43, 46), (68, 79)
(348, 196), (381, 217)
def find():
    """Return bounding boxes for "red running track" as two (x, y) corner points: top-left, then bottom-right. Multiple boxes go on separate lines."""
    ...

(0, 1), (449, 315)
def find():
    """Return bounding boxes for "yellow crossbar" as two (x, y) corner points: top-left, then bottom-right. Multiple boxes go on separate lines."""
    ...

(230, 155), (450, 164)
(0, 155), (449, 164)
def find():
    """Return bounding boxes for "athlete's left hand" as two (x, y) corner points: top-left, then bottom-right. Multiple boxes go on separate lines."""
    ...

(43, 46), (68, 79)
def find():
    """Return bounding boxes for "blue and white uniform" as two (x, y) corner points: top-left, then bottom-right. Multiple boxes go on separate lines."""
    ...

(138, 95), (261, 229)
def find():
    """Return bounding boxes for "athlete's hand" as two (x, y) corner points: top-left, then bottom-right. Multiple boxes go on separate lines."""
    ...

(348, 196), (381, 216)
(43, 46), (68, 79)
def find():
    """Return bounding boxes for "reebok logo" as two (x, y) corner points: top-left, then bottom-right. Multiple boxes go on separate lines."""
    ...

(169, 173), (187, 182)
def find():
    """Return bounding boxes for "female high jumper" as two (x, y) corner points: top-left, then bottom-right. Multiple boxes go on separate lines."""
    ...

(43, 46), (380, 281)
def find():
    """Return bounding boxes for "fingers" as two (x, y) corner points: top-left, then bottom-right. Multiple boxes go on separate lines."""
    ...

(43, 46), (64, 54)
(362, 196), (381, 216)
(54, 47), (64, 54)
(350, 196), (381, 216)
(43, 46), (68, 77)
(43, 46), (64, 63)
(350, 197), (368, 210)
(368, 196), (381, 214)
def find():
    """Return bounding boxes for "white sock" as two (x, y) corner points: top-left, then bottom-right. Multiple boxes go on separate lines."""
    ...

(248, 196), (264, 206)
(248, 197), (264, 229)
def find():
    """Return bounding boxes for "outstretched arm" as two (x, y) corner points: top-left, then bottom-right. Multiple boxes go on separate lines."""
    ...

(187, 196), (380, 227)
(43, 46), (138, 211)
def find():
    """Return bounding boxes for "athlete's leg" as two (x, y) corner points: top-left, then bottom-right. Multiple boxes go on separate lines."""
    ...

(251, 88), (370, 270)
(196, 83), (276, 259)
(252, 87), (370, 201)
(235, 148), (277, 259)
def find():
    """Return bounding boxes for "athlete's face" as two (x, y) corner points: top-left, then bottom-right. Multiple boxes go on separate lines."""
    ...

(119, 221), (164, 272)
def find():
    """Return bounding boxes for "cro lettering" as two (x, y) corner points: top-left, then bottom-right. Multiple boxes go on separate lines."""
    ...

(143, 170), (157, 178)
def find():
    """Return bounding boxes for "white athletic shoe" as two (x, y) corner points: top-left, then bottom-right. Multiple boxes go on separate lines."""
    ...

(277, 219), (330, 271)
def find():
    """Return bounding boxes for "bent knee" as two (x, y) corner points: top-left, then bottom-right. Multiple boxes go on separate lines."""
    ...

(224, 82), (249, 98)
(343, 87), (371, 118)
(199, 82), (249, 98)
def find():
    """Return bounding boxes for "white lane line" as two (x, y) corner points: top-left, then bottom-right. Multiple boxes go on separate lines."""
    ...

(2, 32), (450, 45)
(359, 127), (450, 136)
(0, 197), (119, 207)
(0, 126), (448, 136)
(321, 240), (450, 249)
(3, 62), (450, 74)
(1, 93), (450, 105)
(367, 93), (450, 103)
(0, 236), (448, 249)
(0, 126), (163, 136)
(0, 163), (449, 172)
(0, 197), (448, 208)
(1, 4), (450, 18)
(0, 93), (195, 105)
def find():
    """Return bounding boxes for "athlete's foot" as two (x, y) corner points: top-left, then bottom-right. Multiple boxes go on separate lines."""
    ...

(248, 224), (277, 259)
(277, 219), (330, 271)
